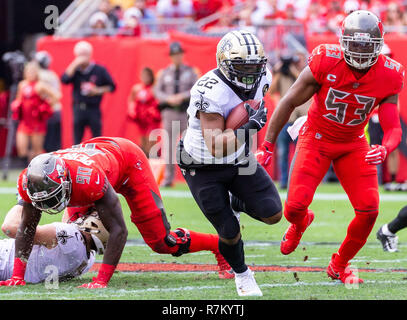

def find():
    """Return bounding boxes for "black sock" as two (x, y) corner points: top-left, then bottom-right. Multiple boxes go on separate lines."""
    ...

(231, 195), (263, 222)
(388, 206), (407, 234)
(218, 238), (248, 274)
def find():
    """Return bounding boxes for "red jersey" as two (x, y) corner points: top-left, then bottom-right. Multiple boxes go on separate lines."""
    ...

(307, 44), (405, 142)
(18, 137), (137, 207)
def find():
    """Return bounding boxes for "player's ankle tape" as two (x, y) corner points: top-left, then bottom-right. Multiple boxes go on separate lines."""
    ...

(97, 263), (116, 284)
(12, 258), (27, 278)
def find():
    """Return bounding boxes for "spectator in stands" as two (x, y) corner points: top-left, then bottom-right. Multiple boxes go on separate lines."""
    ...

(127, 67), (161, 156)
(269, 50), (310, 189)
(99, 0), (120, 28)
(154, 42), (198, 187)
(134, 0), (156, 20)
(343, 0), (360, 14)
(89, 11), (110, 35)
(305, 0), (328, 34)
(118, 7), (142, 36)
(250, 0), (275, 25)
(61, 41), (116, 144)
(11, 61), (58, 165)
(156, 0), (193, 18)
(205, 5), (237, 33)
(33, 51), (62, 152)
(326, 0), (346, 34)
(384, 2), (405, 34)
(192, 0), (223, 21)
(237, 0), (257, 27)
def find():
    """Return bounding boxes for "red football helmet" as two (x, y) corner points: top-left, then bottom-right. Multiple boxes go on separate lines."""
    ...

(26, 154), (71, 214)
(340, 10), (384, 70)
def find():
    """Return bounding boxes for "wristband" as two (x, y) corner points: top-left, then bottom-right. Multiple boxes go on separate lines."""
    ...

(262, 140), (275, 153)
(12, 258), (27, 279)
(96, 263), (116, 284)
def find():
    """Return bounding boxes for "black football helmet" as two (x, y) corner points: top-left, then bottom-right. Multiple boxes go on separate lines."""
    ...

(26, 154), (71, 214)
(340, 10), (384, 70)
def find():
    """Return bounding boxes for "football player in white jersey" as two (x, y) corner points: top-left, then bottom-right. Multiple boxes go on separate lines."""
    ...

(0, 205), (108, 284)
(177, 30), (282, 297)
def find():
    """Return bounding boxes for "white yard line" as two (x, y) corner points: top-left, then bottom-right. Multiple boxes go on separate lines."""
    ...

(0, 280), (405, 298)
(0, 188), (406, 201)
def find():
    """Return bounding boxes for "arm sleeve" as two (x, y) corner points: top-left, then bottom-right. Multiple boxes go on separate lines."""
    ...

(378, 102), (402, 154)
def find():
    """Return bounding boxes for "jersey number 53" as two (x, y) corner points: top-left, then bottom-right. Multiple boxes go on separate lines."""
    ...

(324, 88), (376, 126)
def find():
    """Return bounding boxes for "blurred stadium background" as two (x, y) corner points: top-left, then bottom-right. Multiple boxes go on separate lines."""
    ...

(1, 0), (407, 185)
(0, 0), (407, 300)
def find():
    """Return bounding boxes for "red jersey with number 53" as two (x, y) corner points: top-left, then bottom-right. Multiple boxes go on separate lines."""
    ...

(306, 43), (405, 142)
(18, 137), (133, 207)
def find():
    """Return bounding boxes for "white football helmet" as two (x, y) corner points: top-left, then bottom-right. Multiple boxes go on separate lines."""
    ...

(216, 30), (267, 91)
(74, 211), (109, 255)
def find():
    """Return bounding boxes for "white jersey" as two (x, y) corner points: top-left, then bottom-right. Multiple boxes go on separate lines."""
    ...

(183, 68), (272, 165)
(0, 223), (95, 283)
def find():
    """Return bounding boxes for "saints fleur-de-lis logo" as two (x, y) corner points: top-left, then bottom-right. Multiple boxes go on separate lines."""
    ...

(194, 94), (209, 111)
(57, 230), (73, 245)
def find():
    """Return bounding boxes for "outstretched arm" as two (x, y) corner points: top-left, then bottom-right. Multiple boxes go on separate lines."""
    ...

(257, 66), (319, 168)
(2, 205), (57, 248)
(264, 66), (320, 144)
(79, 182), (127, 288)
(0, 201), (42, 286)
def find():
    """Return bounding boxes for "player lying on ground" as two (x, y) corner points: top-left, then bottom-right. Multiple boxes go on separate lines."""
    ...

(0, 205), (108, 284)
(1, 137), (232, 289)
(376, 205), (407, 252)
(257, 10), (404, 284)
(178, 30), (282, 297)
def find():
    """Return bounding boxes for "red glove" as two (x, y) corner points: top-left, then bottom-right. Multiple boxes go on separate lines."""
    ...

(365, 145), (387, 165)
(0, 258), (27, 286)
(78, 263), (115, 289)
(256, 140), (275, 167)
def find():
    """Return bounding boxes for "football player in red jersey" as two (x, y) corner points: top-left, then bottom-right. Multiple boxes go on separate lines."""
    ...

(257, 10), (404, 284)
(1, 137), (233, 288)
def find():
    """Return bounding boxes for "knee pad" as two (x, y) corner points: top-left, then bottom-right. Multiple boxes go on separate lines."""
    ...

(164, 228), (191, 257)
(198, 185), (228, 216)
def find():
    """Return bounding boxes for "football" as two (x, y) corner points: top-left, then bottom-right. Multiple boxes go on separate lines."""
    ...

(225, 99), (261, 130)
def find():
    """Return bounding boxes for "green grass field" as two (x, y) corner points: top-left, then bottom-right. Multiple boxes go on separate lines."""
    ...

(0, 170), (406, 300)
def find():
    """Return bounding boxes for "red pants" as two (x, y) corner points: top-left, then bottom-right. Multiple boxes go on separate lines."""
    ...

(285, 124), (379, 221)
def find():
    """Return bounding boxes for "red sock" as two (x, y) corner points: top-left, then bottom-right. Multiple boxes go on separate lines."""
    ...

(335, 211), (378, 266)
(188, 230), (219, 253)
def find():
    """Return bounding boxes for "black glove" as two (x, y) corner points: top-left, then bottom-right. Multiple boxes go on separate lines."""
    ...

(234, 100), (268, 149)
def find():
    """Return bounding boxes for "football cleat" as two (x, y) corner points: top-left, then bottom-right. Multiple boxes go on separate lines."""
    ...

(234, 268), (262, 297)
(376, 225), (399, 252)
(280, 209), (314, 255)
(327, 253), (364, 284)
(213, 250), (234, 279)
